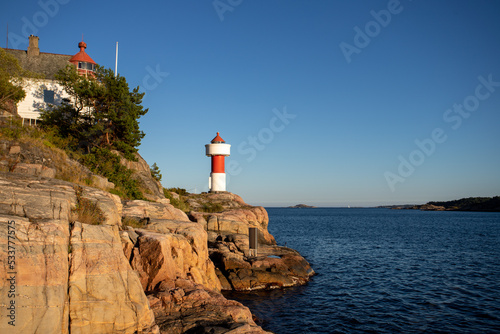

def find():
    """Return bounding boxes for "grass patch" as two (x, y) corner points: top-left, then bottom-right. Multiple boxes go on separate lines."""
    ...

(122, 216), (145, 229)
(200, 202), (224, 213)
(1, 120), (145, 200)
(72, 186), (106, 225)
(81, 147), (145, 200)
(164, 188), (191, 213)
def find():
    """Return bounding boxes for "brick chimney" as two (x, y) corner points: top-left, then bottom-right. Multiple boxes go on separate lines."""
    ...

(27, 35), (40, 57)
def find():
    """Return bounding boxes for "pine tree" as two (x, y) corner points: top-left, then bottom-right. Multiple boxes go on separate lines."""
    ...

(43, 64), (148, 159)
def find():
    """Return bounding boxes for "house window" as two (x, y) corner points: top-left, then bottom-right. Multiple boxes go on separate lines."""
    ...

(77, 62), (95, 71)
(44, 90), (55, 104)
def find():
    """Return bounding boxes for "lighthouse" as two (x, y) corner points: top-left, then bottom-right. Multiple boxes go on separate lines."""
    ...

(206, 132), (231, 192)
(68, 40), (97, 77)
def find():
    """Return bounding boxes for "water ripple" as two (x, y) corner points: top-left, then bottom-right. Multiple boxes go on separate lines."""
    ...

(227, 209), (500, 334)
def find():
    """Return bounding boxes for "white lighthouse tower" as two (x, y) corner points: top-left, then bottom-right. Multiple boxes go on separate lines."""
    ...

(205, 132), (231, 192)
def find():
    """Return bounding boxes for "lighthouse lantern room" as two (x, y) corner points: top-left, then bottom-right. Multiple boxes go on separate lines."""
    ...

(205, 132), (231, 192)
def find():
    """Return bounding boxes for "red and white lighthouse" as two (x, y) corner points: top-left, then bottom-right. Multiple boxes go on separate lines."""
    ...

(205, 132), (231, 192)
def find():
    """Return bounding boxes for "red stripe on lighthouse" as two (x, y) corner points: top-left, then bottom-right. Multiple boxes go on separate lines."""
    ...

(212, 155), (225, 173)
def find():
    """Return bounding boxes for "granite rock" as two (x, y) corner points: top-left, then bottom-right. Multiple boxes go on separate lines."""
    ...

(0, 172), (121, 225)
(147, 279), (272, 334)
(123, 200), (189, 223)
(68, 223), (157, 333)
(0, 216), (157, 334)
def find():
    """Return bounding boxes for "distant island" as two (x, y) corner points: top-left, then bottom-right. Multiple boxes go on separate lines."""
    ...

(380, 196), (500, 212)
(288, 204), (317, 208)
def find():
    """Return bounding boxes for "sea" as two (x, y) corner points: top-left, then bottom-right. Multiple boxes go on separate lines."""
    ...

(224, 208), (500, 334)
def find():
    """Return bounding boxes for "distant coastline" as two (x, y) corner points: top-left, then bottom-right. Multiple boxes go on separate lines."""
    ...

(287, 204), (317, 208)
(378, 196), (500, 212)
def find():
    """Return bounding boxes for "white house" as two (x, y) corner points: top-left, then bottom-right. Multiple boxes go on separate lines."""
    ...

(5, 35), (97, 125)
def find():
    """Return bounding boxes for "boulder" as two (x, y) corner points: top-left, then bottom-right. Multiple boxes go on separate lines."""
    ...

(123, 200), (189, 223)
(90, 174), (115, 189)
(147, 279), (272, 334)
(206, 207), (276, 245)
(0, 172), (121, 225)
(9, 145), (21, 154)
(210, 242), (315, 291)
(68, 223), (157, 333)
(128, 220), (221, 292)
(0, 172), (75, 221)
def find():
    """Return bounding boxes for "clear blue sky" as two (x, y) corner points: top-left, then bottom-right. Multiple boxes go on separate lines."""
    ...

(2, 0), (500, 206)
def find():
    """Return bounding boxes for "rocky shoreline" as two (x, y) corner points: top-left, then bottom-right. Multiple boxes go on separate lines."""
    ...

(382, 197), (500, 212)
(187, 192), (315, 292)
(0, 143), (314, 333)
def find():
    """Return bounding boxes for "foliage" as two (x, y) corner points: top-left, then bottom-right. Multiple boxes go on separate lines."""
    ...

(0, 48), (42, 112)
(2, 61), (151, 200)
(0, 117), (24, 139)
(36, 65), (151, 200)
(72, 186), (106, 225)
(38, 99), (80, 147)
(122, 216), (145, 229)
(164, 188), (191, 213)
(150, 162), (162, 182)
(200, 202), (224, 213)
(41, 65), (148, 159)
(168, 187), (189, 196)
(81, 147), (144, 200)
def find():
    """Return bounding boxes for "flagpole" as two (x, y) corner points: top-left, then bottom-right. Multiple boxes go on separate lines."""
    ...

(115, 42), (118, 77)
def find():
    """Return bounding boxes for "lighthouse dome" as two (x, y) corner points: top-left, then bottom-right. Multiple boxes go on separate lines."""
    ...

(69, 39), (97, 76)
(211, 132), (225, 143)
(206, 132), (230, 156)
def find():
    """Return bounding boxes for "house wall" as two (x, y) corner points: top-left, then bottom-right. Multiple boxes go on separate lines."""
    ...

(16, 78), (71, 123)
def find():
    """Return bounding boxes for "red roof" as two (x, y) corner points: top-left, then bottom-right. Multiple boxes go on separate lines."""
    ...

(211, 132), (225, 143)
(69, 41), (96, 64)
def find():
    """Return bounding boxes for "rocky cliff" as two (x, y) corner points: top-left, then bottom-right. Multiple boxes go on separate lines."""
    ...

(187, 193), (315, 291)
(0, 172), (270, 333)
(0, 141), (313, 333)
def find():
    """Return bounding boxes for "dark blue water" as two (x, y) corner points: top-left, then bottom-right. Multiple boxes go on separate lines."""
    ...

(225, 208), (500, 333)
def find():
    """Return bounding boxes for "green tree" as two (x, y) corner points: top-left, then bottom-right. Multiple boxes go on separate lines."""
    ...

(0, 48), (42, 113)
(45, 64), (148, 158)
(150, 162), (162, 182)
(39, 98), (80, 139)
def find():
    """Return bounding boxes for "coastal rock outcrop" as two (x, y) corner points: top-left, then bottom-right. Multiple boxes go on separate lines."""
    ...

(0, 216), (71, 333)
(123, 199), (190, 223)
(187, 192), (275, 245)
(125, 220), (221, 292)
(68, 222), (157, 333)
(114, 151), (165, 202)
(147, 278), (272, 334)
(0, 140), (115, 190)
(410, 204), (446, 211)
(210, 240), (314, 291)
(0, 214), (157, 334)
(187, 192), (315, 291)
(120, 217), (271, 333)
(0, 172), (122, 225)
(0, 172), (270, 333)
